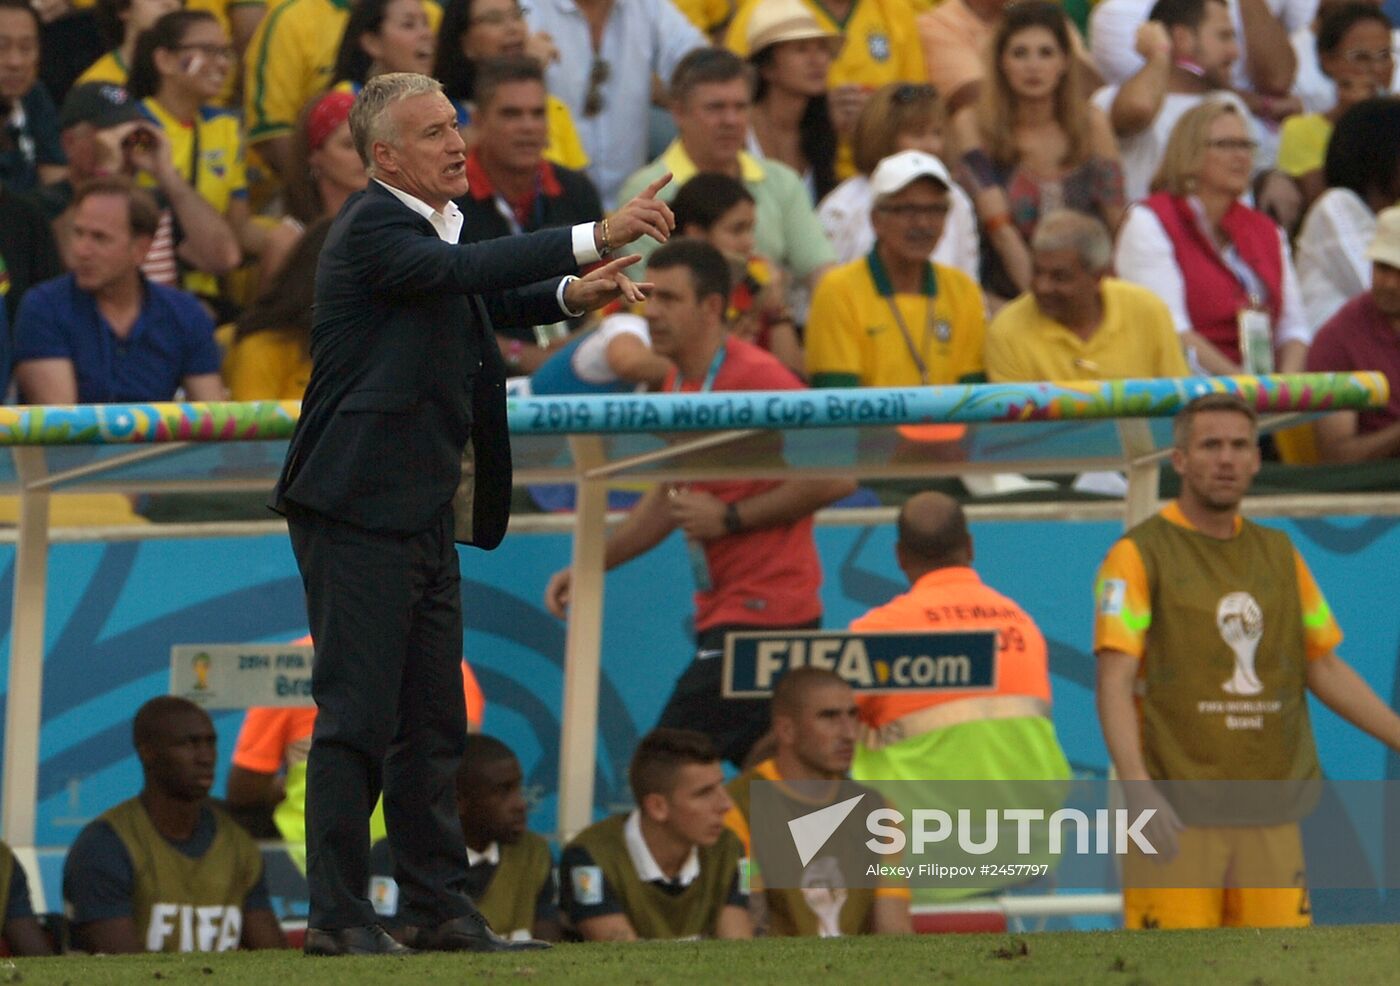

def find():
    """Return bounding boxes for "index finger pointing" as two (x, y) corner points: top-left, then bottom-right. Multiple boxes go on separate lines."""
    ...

(641, 172), (673, 199)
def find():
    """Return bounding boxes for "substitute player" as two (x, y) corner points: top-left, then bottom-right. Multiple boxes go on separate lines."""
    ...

(1094, 392), (1400, 929)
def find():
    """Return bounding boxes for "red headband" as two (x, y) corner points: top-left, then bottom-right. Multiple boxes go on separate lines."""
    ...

(307, 90), (356, 151)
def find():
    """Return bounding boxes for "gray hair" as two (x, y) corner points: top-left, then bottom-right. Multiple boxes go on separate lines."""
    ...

(349, 72), (444, 176)
(1030, 209), (1112, 273)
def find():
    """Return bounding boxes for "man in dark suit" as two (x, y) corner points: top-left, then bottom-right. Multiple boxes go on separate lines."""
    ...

(271, 72), (673, 957)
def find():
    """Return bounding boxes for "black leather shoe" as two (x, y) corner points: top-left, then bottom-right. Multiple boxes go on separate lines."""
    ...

(406, 912), (550, 952)
(304, 924), (414, 956)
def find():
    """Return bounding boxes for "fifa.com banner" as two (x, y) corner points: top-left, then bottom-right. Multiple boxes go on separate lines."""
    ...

(748, 779), (1400, 891)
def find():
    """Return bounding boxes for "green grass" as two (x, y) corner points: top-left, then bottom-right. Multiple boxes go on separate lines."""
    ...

(5, 926), (1399, 986)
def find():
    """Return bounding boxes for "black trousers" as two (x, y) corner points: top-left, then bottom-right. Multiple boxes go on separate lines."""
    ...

(657, 618), (821, 768)
(287, 504), (475, 930)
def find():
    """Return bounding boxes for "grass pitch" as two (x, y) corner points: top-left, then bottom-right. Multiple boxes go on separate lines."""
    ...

(5, 926), (1398, 986)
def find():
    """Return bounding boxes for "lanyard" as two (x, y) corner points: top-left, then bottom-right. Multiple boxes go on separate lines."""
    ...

(867, 250), (940, 386)
(1187, 196), (1268, 310)
(671, 342), (727, 393)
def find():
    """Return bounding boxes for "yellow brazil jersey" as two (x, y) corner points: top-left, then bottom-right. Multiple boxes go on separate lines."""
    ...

(138, 97), (248, 299)
(75, 51), (128, 87)
(245, 0), (440, 146)
(806, 250), (986, 388)
(673, 0), (735, 35)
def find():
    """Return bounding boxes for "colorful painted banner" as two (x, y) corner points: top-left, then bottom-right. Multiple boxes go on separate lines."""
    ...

(0, 374), (1386, 445)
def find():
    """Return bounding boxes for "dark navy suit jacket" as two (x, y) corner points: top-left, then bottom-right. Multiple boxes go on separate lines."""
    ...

(272, 181), (580, 547)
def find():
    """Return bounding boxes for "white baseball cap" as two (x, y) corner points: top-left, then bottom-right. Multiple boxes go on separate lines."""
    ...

(1367, 205), (1400, 270)
(869, 150), (953, 199)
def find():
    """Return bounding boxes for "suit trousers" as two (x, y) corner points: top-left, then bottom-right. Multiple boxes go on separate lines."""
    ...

(287, 503), (476, 929)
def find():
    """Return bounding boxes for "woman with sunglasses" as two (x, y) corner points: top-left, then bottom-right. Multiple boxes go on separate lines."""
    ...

(819, 82), (979, 281)
(1115, 100), (1310, 376)
(128, 9), (257, 306)
(433, 0), (588, 172)
(949, 0), (1123, 306)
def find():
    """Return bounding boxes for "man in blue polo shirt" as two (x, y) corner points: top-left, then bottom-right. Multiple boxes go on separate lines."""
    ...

(12, 177), (224, 404)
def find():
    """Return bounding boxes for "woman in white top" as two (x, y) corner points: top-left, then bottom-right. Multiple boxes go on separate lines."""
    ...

(817, 82), (980, 281)
(1294, 96), (1400, 329)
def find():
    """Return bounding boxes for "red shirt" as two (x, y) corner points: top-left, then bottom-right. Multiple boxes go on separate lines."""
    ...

(1307, 291), (1400, 436)
(664, 336), (823, 630)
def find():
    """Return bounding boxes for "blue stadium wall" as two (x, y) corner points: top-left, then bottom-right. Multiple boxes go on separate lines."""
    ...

(1, 514), (1397, 921)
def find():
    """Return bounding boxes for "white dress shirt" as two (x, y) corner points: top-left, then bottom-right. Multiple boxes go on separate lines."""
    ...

(374, 178), (603, 314)
(623, 809), (700, 888)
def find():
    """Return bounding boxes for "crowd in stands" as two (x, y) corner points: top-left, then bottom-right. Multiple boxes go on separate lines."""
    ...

(0, 0), (1395, 458)
(5, 0), (1400, 958)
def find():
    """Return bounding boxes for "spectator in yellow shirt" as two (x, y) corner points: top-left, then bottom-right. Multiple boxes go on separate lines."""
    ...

(985, 209), (1191, 382)
(329, 0), (435, 90)
(78, 0), (181, 90)
(222, 217), (327, 399)
(806, 149), (985, 389)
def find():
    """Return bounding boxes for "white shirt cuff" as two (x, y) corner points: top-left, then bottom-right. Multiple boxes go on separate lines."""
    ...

(572, 223), (603, 265)
(558, 275), (585, 317)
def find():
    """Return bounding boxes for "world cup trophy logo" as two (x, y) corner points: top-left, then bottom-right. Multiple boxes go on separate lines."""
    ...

(800, 855), (848, 938)
(192, 651), (212, 691)
(1217, 592), (1264, 695)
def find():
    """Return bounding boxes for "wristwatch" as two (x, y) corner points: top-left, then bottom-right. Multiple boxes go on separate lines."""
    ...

(723, 502), (743, 535)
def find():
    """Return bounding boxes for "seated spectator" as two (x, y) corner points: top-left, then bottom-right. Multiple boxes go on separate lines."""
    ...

(924, 0), (1100, 117)
(46, 82), (241, 292)
(950, 1), (1124, 304)
(727, 0), (926, 174)
(671, 173), (800, 374)
(14, 178), (225, 403)
(0, 0), (66, 193)
(433, 0), (589, 172)
(1278, 2), (1394, 204)
(63, 696), (286, 953)
(525, 0), (704, 207)
(261, 89), (365, 284)
(986, 210), (1190, 381)
(850, 491), (1071, 900)
(743, 0), (839, 203)
(369, 735), (560, 942)
(724, 668), (912, 937)
(76, 0), (181, 90)
(222, 218), (329, 400)
(242, 0), (438, 179)
(1094, 0), (1249, 202)
(452, 56), (603, 375)
(0, 176), (62, 322)
(618, 48), (835, 293)
(819, 82), (980, 281)
(806, 150), (986, 389)
(1115, 101), (1311, 374)
(128, 10), (257, 305)
(1291, 0), (1400, 114)
(0, 840), (53, 955)
(1090, 0), (1305, 162)
(1294, 96), (1400, 328)
(329, 0), (435, 93)
(225, 650), (485, 870)
(560, 728), (752, 941)
(1305, 204), (1400, 461)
